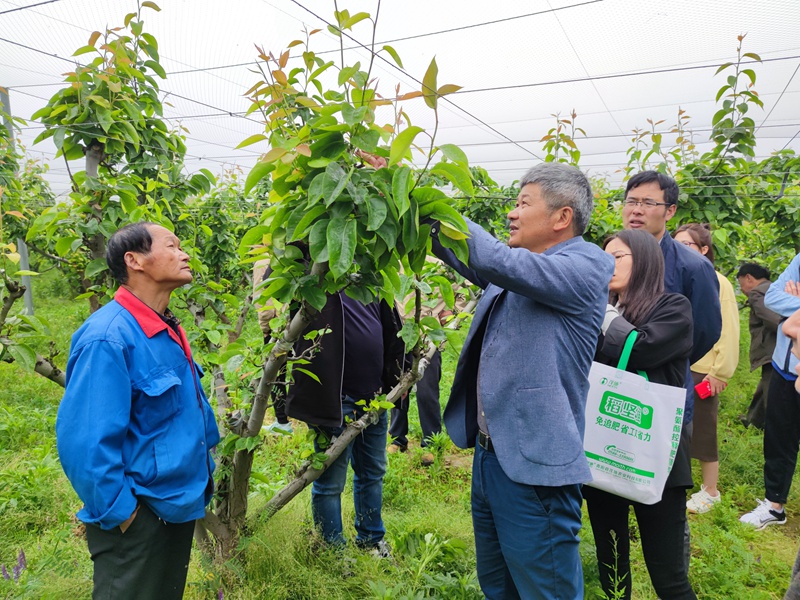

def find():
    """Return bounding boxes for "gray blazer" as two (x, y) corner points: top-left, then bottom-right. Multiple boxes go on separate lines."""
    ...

(432, 218), (614, 487)
(747, 280), (781, 370)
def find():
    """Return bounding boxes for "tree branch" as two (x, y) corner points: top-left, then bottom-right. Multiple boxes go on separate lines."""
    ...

(0, 336), (65, 387)
(0, 277), (25, 327)
(231, 292), (253, 343)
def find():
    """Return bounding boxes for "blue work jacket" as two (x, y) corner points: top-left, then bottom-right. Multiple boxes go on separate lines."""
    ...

(56, 287), (220, 530)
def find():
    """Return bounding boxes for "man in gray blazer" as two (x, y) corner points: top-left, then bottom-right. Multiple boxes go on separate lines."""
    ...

(737, 263), (780, 429)
(430, 163), (614, 599)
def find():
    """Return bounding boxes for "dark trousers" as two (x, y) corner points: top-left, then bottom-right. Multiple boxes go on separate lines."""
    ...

(273, 390), (289, 424)
(472, 443), (583, 600)
(584, 486), (696, 600)
(85, 504), (195, 600)
(764, 373), (800, 504)
(745, 363), (773, 429)
(389, 349), (442, 448)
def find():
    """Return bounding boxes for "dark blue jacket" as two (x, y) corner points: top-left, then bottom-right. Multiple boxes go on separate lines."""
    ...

(660, 232), (722, 421)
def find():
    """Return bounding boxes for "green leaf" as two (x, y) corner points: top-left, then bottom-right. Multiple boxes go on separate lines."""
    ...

(428, 202), (468, 234)
(94, 105), (113, 133)
(366, 195), (388, 231)
(431, 162), (474, 196)
(301, 286), (328, 312)
(323, 162), (352, 206)
(742, 52), (761, 62)
(338, 64), (359, 86)
(327, 217), (357, 278)
(438, 143), (468, 166)
(205, 330), (222, 345)
(432, 275), (455, 308)
(55, 236), (80, 256)
(392, 166), (413, 218)
(401, 200), (419, 253)
(389, 126), (424, 167)
(345, 11), (370, 28)
(244, 160), (276, 194)
(422, 57), (439, 109)
(413, 188), (449, 215)
(72, 45), (98, 57)
(714, 62), (733, 75)
(376, 218), (398, 250)
(351, 129), (380, 153)
(309, 219), (330, 262)
(85, 258), (108, 278)
(141, 1), (161, 11)
(439, 231), (469, 265)
(290, 204), (327, 241)
(382, 45), (403, 68)
(341, 103), (368, 125)
(236, 133), (267, 149)
(263, 147), (289, 163)
(399, 320), (420, 351)
(238, 225), (270, 257)
(7, 343), (37, 371)
(436, 84), (462, 97)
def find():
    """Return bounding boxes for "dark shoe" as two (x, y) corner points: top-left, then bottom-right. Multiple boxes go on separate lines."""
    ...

(737, 414), (750, 428)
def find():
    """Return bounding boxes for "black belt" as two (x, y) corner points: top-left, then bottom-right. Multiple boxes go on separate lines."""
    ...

(478, 430), (494, 452)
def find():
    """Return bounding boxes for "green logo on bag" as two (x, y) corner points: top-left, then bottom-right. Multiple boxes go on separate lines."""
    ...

(604, 445), (635, 463)
(599, 392), (653, 429)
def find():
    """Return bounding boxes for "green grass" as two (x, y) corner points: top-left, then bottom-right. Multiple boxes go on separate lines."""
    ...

(1, 287), (798, 598)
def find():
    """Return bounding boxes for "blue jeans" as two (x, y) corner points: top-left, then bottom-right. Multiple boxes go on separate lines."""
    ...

(311, 396), (388, 546)
(472, 443), (583, 600)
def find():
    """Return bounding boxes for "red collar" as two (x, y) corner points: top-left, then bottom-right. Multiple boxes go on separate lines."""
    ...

(115, 287), (192, 361)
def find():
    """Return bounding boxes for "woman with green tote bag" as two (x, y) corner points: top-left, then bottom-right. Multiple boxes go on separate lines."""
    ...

(583, 229), (697, 600)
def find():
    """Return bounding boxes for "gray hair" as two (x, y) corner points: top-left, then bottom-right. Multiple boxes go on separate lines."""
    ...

(519, 163), (594, 235)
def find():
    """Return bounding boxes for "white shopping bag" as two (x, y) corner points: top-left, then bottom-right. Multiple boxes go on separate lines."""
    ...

(583, 332), (686, 505)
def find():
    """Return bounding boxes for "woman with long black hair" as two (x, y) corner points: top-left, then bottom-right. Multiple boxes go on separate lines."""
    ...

(584, 229), (697, 600)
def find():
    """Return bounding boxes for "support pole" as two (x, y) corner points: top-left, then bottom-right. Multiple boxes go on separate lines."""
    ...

(1, 86), (34, 315)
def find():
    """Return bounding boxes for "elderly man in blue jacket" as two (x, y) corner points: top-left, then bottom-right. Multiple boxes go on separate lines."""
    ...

(56, 222), (220, 600)
(430, 163), (614, 599)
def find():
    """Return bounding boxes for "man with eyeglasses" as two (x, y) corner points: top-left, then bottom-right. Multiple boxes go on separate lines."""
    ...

(620, 171), (722, 570)
(621, 171), (721, 377)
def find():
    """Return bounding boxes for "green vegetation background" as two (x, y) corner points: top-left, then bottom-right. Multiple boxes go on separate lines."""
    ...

(1, 269), (798, 599)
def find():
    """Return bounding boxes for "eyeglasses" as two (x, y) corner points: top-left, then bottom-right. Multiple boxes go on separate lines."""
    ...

(611, 253), (632, 261)
(623, 199), (670, 208)
(679, 241), (699, 248)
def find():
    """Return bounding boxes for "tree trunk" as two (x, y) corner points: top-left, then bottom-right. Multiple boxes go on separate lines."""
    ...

(83, 141), (106, 313)
(203, 263), (326, 557)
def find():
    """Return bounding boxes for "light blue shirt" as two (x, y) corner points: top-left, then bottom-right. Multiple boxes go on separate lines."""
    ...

(765, 252), (800, 379)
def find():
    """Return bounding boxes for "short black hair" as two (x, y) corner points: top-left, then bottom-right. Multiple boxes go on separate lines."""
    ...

(106, 222), (156, 284)
(737, 262), (771, 280)
(625, 171), (679, 206)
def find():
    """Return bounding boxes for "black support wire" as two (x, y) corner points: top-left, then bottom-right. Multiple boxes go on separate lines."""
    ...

(0, 0), (62, 16)
(287, 0), (543, 161)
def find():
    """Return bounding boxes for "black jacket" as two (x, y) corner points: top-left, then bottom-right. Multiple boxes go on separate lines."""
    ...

(595, 293), (694, 490)
(285, 292), (405, 428)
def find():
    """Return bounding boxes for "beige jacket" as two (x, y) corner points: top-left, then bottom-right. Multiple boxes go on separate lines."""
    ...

(691, 271), (740, 382)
